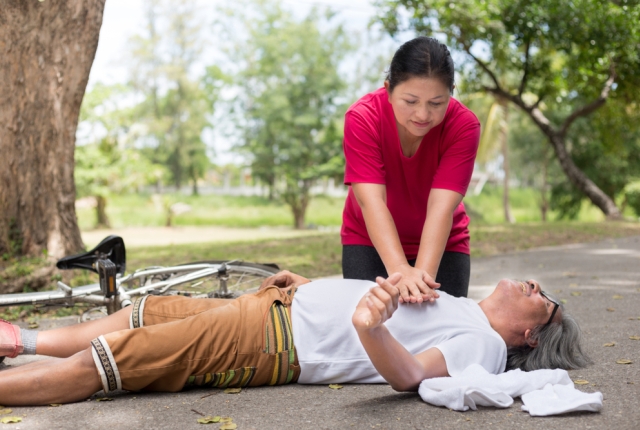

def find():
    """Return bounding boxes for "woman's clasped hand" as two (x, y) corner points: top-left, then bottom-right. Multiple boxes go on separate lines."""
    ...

(391, 264), (440, 304)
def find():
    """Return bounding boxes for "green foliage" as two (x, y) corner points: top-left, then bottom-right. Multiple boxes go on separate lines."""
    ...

(549, 99), (640, 218)
(75, 141), (163, 198)
(78, 1), (222, 197)
(625, 181), (640, 217)
(129, 0), (215, 192)
(465, 185), (605, 224)
(377, 0), (640, 107)
(376, 0), (640, 217)
(224, 0), (354, 228)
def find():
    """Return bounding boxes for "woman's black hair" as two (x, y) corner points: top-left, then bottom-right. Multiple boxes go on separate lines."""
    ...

(386, 36), (455, 94)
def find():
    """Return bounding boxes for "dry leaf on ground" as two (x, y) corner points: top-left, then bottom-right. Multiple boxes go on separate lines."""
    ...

(27, 322), (39, 329)
(570, 292), (581, 296)
(0, 417), (22, 424)
(219, 417), (233, 423)
(603, 342), (616, 347)
(95, 397), (113, 402)
(0, 409), (11, 415)
(196, 416), (221, 424)
(606, 308), (615, 312)
(629, 336), (640, 340)
(573, 380), (589, 385)
(616, 359), (633, 364)
(613, 295), (623, 299)
(224, 388), (241, 394)
(49, 404), (61, 407)
(220, 424), (237, 430)
(329, 384), (343, 389)
(560, 299), (567, 304)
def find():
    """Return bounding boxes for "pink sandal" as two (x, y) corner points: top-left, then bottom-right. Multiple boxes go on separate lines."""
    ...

(0, 319), (23, 358)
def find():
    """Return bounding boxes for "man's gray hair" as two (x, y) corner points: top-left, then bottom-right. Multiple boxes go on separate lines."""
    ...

(506, 308), (591, 371)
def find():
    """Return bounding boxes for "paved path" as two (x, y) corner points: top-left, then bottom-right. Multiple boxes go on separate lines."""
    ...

(5, 236), (640, 429)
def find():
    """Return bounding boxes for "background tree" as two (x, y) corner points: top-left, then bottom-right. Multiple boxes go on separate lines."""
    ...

(376, 0), (640, 219)
(463, 91), (515, 223)
(0, 0), (105, 259)
(129, 0), (215, 194)
(76, 83), (168, 228)
(226, 0), (353, 228)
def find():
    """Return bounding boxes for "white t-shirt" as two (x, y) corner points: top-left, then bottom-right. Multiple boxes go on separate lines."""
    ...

(291, 279), (507, 384)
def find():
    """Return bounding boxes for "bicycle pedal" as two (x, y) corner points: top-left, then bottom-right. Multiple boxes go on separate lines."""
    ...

(97, 259), (117, 298)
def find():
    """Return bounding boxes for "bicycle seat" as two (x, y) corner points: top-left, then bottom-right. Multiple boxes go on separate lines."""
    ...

(56, 235), (126, 275)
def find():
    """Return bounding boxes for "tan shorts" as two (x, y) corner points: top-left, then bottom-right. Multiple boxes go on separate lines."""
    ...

(90, 286), (300, 393)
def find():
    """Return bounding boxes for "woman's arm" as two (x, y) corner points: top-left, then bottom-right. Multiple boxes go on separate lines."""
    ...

(352, 183), (440, 303)
(414, 188), (464, 277)
(352, 274), (449, 391)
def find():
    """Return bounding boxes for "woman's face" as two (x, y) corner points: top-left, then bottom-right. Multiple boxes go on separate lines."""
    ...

(385, 77), (451, 138)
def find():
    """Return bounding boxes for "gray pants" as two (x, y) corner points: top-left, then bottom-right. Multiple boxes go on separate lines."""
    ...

(342, 245), (470, 298)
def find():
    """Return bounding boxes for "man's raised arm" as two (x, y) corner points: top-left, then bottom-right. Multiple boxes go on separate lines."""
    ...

(352, 274), (449, 392)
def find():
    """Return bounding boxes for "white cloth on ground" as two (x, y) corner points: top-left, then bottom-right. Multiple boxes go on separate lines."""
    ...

(521, 383), (603, 416)
(419, 364), (602, 416)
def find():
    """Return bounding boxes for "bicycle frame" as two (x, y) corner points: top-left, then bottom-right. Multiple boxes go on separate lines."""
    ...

(0, 264), (228, 314)
(0, 235), (279, 319)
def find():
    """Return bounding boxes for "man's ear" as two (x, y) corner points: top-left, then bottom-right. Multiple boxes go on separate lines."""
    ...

(524, 329), (539, 348)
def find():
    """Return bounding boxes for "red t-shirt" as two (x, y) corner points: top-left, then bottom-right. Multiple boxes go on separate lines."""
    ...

(341, 88), (480, 258)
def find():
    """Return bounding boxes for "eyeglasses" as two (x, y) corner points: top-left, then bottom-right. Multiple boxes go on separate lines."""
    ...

(540, 290), (560, 326)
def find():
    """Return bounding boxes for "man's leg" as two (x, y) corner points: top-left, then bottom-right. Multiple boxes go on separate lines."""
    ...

(35, 306), (133, 358)
(5, 296), (230, 359)
(0, 348), (101, 405)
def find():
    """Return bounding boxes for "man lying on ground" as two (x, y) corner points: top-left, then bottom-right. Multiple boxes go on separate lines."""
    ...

(0, 271), (589, 406)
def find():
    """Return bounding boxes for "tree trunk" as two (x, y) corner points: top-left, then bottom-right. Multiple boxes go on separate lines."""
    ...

(293, 206), (306, 230)
(540, 145), (549, 222)
(95, 195), (110, 228)
(521, 106), (622, 219)
(547, 133), (622, 219)
(0, 0), (106, 259)
(500, 103), (515, 224)
(285, 182), (311, 230)
(191, 170), (199, 196)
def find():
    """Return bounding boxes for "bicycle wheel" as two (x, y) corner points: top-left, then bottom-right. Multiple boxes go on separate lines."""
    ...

(125, 261), (280, 299)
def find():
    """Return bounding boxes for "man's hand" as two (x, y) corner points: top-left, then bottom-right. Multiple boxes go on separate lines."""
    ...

(391, 264), (440, 304)
(352, 273), (402, 331)
(258, 270), (311, 291)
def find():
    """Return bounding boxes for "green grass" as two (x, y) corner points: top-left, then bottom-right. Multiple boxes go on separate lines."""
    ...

(127, 232), (343, 279)
(78, 186), (638, 232)
(464, 186), (609, 223)
(77, 193), (344, 229)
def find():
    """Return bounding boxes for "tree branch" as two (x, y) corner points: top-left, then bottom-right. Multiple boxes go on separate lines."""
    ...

(483, 85), (558, 138)
(518, 40), (531, 96)
(463, 45), (504, 94)
(532, 93), (544, 110)
(560, 65), (616, 136)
